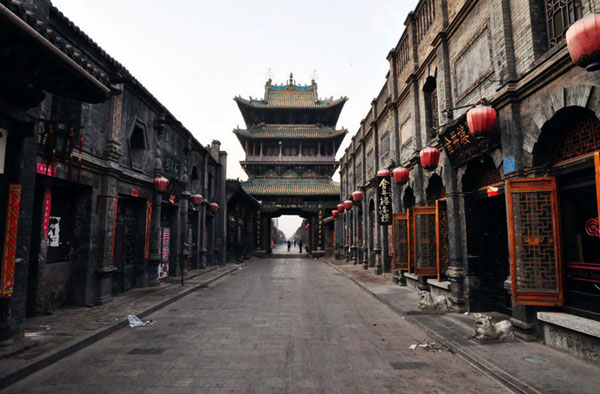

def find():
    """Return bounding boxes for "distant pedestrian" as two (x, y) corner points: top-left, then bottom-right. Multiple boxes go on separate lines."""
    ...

(287, 240), (291, 252)
(294, 239), (297, 247)
(298, 240), (303, 253)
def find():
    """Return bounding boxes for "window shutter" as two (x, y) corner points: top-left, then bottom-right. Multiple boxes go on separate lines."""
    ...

(506, 177), (563, 306)
(436, 200), (449, 281)
(392, 213), (409, 270)
(412, 206), (437, 277)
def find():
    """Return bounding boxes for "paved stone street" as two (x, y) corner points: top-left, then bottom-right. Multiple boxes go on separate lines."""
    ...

(6, 257), (509, 394)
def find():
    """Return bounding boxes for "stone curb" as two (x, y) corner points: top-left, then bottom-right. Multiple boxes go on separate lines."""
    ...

(322, 259), (538, 394)
(0, 263), (242, 391)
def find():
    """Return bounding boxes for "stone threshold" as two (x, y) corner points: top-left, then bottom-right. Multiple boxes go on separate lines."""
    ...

(537, 312), (600, 339)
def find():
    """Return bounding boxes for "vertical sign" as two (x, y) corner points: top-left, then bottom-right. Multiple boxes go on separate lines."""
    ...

(158, 227), (170, 279)
(377, 173), (392, 225)
(42, 188), (52, 240)
(110, 197), (118, 264)
(256, 211), (261, 247)
(318, 210), (323, 248)
(1, 184), (21, 297)
(0, 129), (7, 174)
(144, 202), (152, 259)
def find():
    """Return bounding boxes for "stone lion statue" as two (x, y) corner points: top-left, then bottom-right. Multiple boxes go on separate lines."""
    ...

(418, 291), (450, 311)
(472, 313), (514, 341)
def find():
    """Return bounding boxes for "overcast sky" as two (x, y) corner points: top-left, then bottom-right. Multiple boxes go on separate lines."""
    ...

(52, 0), (418, 238)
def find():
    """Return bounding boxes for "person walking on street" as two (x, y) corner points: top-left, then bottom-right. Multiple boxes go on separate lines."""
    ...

(298, 240), (303, 253)
(287, 240), (291, 252)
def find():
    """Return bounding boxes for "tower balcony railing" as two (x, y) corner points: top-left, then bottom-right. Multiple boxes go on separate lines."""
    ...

(244, 155), (336, 162)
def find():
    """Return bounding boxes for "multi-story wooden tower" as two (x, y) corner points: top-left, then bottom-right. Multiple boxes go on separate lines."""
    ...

(234, 74), (347, 254)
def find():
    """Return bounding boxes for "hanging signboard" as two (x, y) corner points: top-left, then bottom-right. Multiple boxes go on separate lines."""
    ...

(158, 227), (170, 279)
(377, 173), (392, 225)
(439, 116), (499, 168)
(1, 184), (21, 297)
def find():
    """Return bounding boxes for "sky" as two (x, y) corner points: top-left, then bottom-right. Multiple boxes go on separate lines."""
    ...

(51, 0), (418, 238)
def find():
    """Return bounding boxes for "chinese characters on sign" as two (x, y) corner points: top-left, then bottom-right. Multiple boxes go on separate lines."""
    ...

(318, 210), (323, 247)
(440, 116), (498, 168)
(144, 202), (152, 259)
(377, 174), (392, 225)
(164, 156), (180, 177)
(158, 227), (170, 279)
(1, 184), (21, 297)
(42, 188), (52, 240)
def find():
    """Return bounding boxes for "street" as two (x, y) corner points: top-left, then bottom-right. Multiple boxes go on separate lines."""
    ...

(6, 256), (508, 394)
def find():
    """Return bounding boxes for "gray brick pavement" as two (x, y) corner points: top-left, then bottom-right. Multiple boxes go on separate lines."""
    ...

(6, 257), (508, 393)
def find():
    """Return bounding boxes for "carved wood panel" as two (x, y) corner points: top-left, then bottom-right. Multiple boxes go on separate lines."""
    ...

(392, 213), (409, 270)
(506, 178), (563, 306)
(412, 206), (437, 277)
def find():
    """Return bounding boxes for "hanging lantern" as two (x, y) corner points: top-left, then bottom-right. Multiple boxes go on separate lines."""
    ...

(209, 202), (219, 213)
(332, 210), (339, 218)
(191, 194), (203, 205)
(377, 169), (390, 177)
(344, 200), (353, 210)
(392, 167), (409, 184)
(420, 147), (440, 171)
(153, 176), (169, 192)
(467, 105), (497, 137)
(337, 203), (345, 213)
(566, 13), (600, 72)
(352, 190), (364, 202)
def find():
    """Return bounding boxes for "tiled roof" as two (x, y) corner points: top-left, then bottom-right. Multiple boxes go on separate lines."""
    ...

(235, 126), (347, 139)
(242, 179), (340, 196)
(234, 77), (347, 109)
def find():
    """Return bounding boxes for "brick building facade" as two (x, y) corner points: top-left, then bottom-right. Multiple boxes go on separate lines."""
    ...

(0, 0), (227, 342)
(338, 0), (600, 361)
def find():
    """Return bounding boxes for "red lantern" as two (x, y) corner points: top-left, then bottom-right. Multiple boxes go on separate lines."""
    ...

(209, 202), (219, 213)
(392, 167), (409, 184)
(337, 203), (345, 213)
(191, 194), (203, 205)
(344, 200), (353, 210)
(420, 147), (440, 171)
(332, 210), (339, 218)
(377, 169), (390, 177)
(566, 13), (600, 71)
(153, 176), (169, 192)
(352, 190), (364, 202)
(467, 105), (497, 137)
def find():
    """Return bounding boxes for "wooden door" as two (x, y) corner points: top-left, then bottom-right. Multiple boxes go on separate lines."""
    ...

(506, 177), (563, 306)
(411, 206), (437, 277)
(392, 213), (409, 270)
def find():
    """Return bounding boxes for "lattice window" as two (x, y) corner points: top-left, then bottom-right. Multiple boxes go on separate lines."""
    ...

(415, 0), (436, 44)
(436, 200), (449, 281)
(554, 116), (600, 162)
(393, 213), (409, 270)
(412, 207), (437, 276)
(507, 178), (563, 306)
(397, 37), (410, 74)
(546, 0), (582, 48)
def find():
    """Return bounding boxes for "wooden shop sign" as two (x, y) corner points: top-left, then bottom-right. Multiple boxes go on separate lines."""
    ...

(377, 173), (392, 225)
(440, 116), (497, 168)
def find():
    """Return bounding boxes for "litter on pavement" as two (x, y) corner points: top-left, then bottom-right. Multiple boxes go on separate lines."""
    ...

(127, 314), (155, 328)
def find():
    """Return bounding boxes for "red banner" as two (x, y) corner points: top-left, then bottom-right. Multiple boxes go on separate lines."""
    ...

(36, 163), (56, 177)
(42, 188), (52, 240)
(144, 202), (152, 259)
(1, 184), (21, 297)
